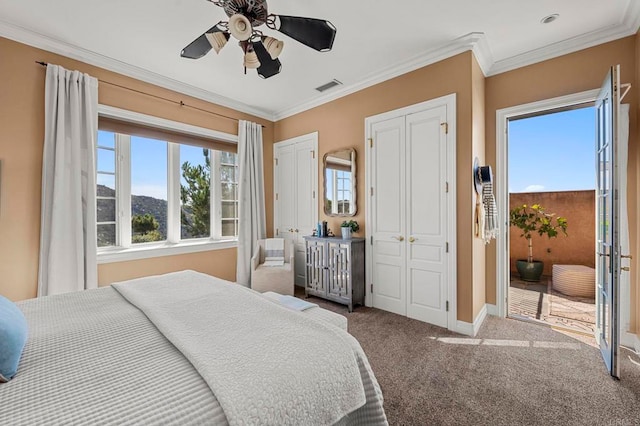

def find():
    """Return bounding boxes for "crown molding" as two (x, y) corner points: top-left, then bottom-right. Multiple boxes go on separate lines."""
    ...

(3, 1), (639, 124)
(623, 0), (640, 34)
(275, 3), (640, 119)
(471, 32), (494, 76)
(487, 7), (639, 76)
(0, 19), (276, 122)
(273, 32), (488, 121)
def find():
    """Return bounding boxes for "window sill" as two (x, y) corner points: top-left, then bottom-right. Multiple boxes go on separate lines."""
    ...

(97, 239), (238, 264)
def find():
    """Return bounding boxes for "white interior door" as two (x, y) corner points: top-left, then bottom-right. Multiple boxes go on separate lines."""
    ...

(274, 133), (318, 287)
(595, 65), (621, 378)
(370, 116), (407, 315)
(368, 98), (453, 329)
(405, 107), (449, 327)
(294, 140), (317, 285)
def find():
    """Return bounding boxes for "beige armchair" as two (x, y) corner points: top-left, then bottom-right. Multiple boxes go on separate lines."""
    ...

(251, 239), (295, 296)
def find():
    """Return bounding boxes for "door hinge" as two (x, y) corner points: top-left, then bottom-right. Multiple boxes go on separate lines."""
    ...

(312, 150), (315, 159)
(276, 228), (279, 236)
(312, 190), (315, 199)
(370, 236), (374, 245)
(446, 182), (449, 193)
(370, 187), (374, 196)
(446, 301), (449, 312)
(369, 138), (373, 148)
(276, 193), (279, 201)
(370, 283), (373, 293)
(446, 242), (449, 253)
(441, 122), (449, 134)
(275, 158), (278, 166)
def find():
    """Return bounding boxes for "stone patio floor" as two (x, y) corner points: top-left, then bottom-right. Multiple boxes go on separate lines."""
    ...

(508, 275), (596, 334)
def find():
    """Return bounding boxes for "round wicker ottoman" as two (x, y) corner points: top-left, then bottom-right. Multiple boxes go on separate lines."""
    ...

(552, 264), (596, 298)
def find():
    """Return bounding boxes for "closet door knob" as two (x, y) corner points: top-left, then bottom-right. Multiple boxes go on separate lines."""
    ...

(409, 237), (416, 243)
(394, 236), (404, 242)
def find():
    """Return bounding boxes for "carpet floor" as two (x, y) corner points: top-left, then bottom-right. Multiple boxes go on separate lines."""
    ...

(300, 290), (640, 425)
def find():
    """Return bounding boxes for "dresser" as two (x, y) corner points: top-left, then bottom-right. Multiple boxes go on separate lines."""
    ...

(303, 236), (365, 312)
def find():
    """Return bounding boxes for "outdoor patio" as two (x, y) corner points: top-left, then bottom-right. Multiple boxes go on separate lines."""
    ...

(508, 274), (596, 334)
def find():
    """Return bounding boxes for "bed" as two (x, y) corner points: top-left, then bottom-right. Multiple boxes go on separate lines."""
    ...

(0, 270), (387, 425)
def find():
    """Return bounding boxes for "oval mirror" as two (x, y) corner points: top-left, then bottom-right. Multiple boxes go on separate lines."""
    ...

(323, 148), (356, 216)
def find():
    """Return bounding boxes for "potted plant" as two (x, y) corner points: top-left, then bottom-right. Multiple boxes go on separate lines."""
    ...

(509, 204), (568, 282)
(340, 220), (359, 239)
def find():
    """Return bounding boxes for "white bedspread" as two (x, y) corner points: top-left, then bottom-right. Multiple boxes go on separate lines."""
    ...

(112, 271), (368, 426)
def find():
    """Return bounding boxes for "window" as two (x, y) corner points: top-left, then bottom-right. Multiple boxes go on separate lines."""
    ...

(96, 131), (117, 247)
(131, 136), (168, 244)
(220, 151), (239, 237)
(96, 122), (239, 260)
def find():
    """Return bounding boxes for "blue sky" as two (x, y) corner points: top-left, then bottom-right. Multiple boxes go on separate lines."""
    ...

(97, 132), (206, 200)
(508, 106), (596, 193)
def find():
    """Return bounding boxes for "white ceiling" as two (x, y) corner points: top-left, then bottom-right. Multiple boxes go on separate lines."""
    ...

(1, 0), (639, 120)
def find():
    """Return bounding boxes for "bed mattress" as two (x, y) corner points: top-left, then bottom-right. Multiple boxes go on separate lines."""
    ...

(0, 279), (386, 425)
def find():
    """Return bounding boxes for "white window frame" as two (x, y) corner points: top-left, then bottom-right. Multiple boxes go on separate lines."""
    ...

(96, 134), (120, 247)
(96, 105), (239, 264)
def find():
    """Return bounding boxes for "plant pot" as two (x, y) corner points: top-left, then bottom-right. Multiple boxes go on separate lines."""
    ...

(341, 227), (352, 239)
(515, 260), (544, 282)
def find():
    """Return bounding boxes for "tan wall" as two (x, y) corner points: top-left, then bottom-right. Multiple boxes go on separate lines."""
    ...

(98, 249), (237, 285)
(471, 56), (487, 318)
(275, 52), (480, 323)
(485, 36), (638, 335)
(0, 37), (274, 301)
(509, 191), (595, 275)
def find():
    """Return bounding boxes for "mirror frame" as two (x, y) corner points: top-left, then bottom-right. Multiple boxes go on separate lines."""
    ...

(323, 148), (357, 217)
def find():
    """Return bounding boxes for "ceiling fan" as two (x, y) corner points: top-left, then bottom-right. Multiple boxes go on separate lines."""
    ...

(180, 0), (337, 79)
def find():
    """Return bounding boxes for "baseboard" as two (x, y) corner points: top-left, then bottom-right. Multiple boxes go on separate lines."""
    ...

(454, 304), (488, 337)
(486, 304), (499, 316)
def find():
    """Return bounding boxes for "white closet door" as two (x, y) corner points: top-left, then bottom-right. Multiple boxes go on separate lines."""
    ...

(294, 140), (317, 285)
(405, 106), (449, 327)
(274, 133), (318, 287)
(371, 116), (407, 316)
(275, 144), (296, 245)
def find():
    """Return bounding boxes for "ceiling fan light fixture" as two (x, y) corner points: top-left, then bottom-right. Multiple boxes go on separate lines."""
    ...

(206, 31), (230, 54)
(244, 47), (261, 69)
(181, 0), (337, 78)
(262, 36), (284, 59)
(229, 13), (253, 41)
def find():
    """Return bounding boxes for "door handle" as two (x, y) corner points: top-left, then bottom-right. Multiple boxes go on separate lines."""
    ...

(622, 267), (631, 272)
(598, 252), (609, 257)
(409, 237), (416, 243)
(295, 229), (299, 233)
(621, 254), (633, 259)
(394, 236), (404, 242)
(288, 228), (294, 232)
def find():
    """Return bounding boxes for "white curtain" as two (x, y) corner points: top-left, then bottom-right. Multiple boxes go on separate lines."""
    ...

(236, 120), (266, 287)
(619, 104), (631, 337)
(38, 65), (99, 297)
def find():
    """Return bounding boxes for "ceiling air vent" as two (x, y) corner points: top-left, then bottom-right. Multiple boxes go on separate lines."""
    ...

(315, 79), (343, 93)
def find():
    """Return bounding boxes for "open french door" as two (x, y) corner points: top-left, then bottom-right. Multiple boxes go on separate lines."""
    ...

(595, 65), (621, 378)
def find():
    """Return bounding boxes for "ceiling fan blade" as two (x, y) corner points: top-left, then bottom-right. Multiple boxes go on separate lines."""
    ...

(180, 24), (225, 59)
(253, 41), (282, 79)
(275, 15), (336, 52)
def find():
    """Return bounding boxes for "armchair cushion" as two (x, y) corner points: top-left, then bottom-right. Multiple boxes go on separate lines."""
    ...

(251, 239), (295, 296)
